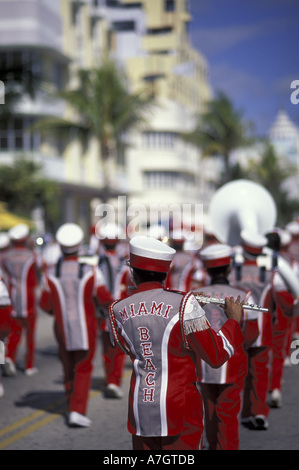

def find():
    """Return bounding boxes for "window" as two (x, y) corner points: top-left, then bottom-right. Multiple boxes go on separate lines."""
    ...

(112, 21), (136, 32)
(143, 131), (177, 150)
(165, 0), (175, 12)
(147, 27), (172, 35)
(0, 118), (39, 153)
(123, 2), (142, 8)
(143, 171), (195, 190)
(106, 0), (121, 7)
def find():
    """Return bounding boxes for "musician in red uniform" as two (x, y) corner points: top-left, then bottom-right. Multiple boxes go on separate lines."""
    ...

(2, 224), (39, 377)
(196, 243), (258, 450)
(229, 229), (275, 430)
(0, 232), (12, 396)
(264, 229), (299, 409)
(285, 221), (299, 342)
(96, 223), (128, 399)
(39, 223), (113, 427)
(165, 230), (193, 291)
(109, 236), (244, 450)
(0, 274), (12, 397)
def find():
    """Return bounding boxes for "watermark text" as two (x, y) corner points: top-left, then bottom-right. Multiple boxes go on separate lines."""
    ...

(94, 196), (204, 244)
(0, 80), (5, 104)
(290, 339), (299, 365)
(290, 80), (299, 105)
(0, 340), (5, 364)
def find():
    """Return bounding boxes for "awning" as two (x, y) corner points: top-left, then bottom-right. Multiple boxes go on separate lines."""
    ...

(0, 203), (34, 230)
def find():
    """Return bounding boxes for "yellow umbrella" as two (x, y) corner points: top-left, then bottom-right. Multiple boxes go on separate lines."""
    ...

(0, 202), (34, 230)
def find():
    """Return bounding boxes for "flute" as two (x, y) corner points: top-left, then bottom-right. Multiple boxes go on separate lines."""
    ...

(195, 295), (269, 313)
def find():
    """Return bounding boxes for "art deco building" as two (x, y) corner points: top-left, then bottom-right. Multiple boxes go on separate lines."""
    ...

(0, 0), (212, 233)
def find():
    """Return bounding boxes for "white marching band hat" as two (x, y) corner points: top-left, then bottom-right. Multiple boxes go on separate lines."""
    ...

(285, 221), (299, 237)
(56, 223), (84, 253)
(280, 229), (292, 247)
(0, 232), (10, 249)
(9, 223), (29, 242)
(96, 222), (125, 244)
(240, 229), (267, 255)
(129, 236), (175, 273)
(200, 243), (232, 268)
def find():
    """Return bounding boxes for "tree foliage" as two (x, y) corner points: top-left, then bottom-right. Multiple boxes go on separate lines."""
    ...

(246, 143), (299, 225)
(0, 157), (61, 229)
(33, 58), (155, 197)
(183, 91), (254, 185)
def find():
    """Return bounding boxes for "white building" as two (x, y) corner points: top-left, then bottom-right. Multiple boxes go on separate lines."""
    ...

(269, 109), (299, 199)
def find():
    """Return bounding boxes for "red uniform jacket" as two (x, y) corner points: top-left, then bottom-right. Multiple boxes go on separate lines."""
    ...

(3, 245), (38, 318)
(39, 256), (112, 351)
(109, 282), (244, 437)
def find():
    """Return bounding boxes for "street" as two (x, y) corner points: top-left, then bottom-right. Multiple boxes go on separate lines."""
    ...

(0, 309), (299, 451)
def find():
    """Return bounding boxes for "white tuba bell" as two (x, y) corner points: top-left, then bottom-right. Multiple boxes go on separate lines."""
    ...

(208, 179), (277, 246)
(208, 179), (299, 298)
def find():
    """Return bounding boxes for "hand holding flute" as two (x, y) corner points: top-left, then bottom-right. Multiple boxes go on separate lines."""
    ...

(194, 292), (268, 325)
(223, 295), (243, 324)
(195, 294), (268, 313)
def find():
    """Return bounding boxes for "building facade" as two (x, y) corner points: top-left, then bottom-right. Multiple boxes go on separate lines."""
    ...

(0, 0), (212, 235)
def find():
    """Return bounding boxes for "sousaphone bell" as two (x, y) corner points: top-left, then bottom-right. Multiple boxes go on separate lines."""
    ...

(208, 179), (299, 299)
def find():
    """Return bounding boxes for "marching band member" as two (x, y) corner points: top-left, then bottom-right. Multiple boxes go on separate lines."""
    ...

(0, 274), (12, 397)
(96, 223), (127, 399)
(0, 232), (12, 396)
(109, 236), (244, 450)
(39, 223), (113, 427)
(165, 229), (193, 290)
(0, 232), (11, 281)
(41, 234), (61, 275)
(196, 243), (258, 450)
(2, 224), (39, 377)
(264, 229), (299, 408)
(285, 221), (299, 340)
(285, 221), (299, 263)
(230, 229), (274, 430)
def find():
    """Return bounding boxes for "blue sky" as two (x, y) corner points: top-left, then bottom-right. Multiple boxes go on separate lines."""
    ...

(188, 0), (299, 137)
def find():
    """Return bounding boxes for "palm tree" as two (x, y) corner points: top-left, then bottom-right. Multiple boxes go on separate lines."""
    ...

(33, 58), (154, 200)
(183, 91), (254, 185)
(247, 142), (299, 225)
(0, 156), (60, 229)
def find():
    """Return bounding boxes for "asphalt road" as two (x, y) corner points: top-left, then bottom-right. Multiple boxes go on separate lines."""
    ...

(0, 309), (299, 452)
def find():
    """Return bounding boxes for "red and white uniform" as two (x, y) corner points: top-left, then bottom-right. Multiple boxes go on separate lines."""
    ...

(269, 266), (296, 391)
(39, 255), (112, 416)
(3, 242), (38, 370)
(0, 274), (12, 396)
(0, 233), (12, 344)
(197, 282), (257, 450)
(179, 255), (208, 292)
(284, 222), (299, 336)
(165, 250), (193, 291)
(230, 256), (275, 420)
(0, 271), (12, 338)
(109, 284), (244, 450)
(98, 246), (127, 388)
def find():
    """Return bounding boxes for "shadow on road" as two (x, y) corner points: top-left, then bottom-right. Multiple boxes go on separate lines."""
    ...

(14, 391), (67, 415)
